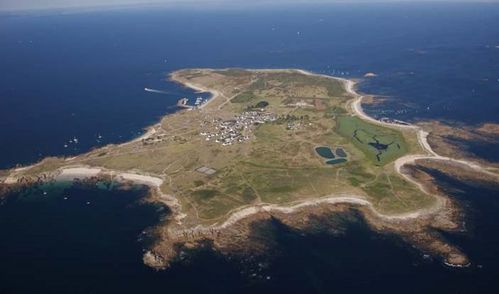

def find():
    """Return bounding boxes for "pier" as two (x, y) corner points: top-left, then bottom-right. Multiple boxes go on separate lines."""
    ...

(176, 97), (193, 109)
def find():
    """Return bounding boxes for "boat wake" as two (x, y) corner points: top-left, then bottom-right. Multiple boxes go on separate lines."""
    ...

(144, 88), (170, 95)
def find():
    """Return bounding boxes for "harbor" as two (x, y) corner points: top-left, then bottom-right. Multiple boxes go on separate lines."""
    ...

(176, 96), (209, 109)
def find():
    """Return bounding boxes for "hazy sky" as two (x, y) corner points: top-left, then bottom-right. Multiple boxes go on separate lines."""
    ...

(0, 0), (496, 11)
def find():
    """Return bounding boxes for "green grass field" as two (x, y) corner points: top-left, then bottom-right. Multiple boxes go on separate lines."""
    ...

(231, 91), (259, 103)
(336, 116), (408, 165)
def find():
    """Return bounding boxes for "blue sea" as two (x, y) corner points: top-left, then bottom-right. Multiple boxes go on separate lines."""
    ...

(1, 3), (499, 293)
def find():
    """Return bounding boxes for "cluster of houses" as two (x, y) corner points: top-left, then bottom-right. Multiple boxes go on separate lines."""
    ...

(199, 111), (277, 146)
(286, 120), (303, 130)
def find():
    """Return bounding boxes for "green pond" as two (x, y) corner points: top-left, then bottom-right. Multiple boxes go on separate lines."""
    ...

(315, 146), (335, 159)
(315, 146), (348, 165)
(326, 158), (348, 165)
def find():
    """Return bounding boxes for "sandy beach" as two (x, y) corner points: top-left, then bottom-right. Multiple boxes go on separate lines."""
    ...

(117, 172), (163, 187)
(56, 167), (102, 181)
(127, 125), (158, 144)
(53, 166), (165, 188)
(177, 80), (220, 110)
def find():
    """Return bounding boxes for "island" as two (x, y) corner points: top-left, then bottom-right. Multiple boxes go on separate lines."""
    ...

(2, 68), (497, 269)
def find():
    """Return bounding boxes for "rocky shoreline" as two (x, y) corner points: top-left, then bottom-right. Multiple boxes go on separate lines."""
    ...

(2, 68), (498, 270)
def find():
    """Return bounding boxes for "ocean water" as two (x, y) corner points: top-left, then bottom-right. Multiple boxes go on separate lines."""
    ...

(1, 178), (498, 293)
(1, 2), (499, 293)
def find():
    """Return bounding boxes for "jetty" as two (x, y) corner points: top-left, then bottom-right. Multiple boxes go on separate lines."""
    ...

(176, 97), (192, 109)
